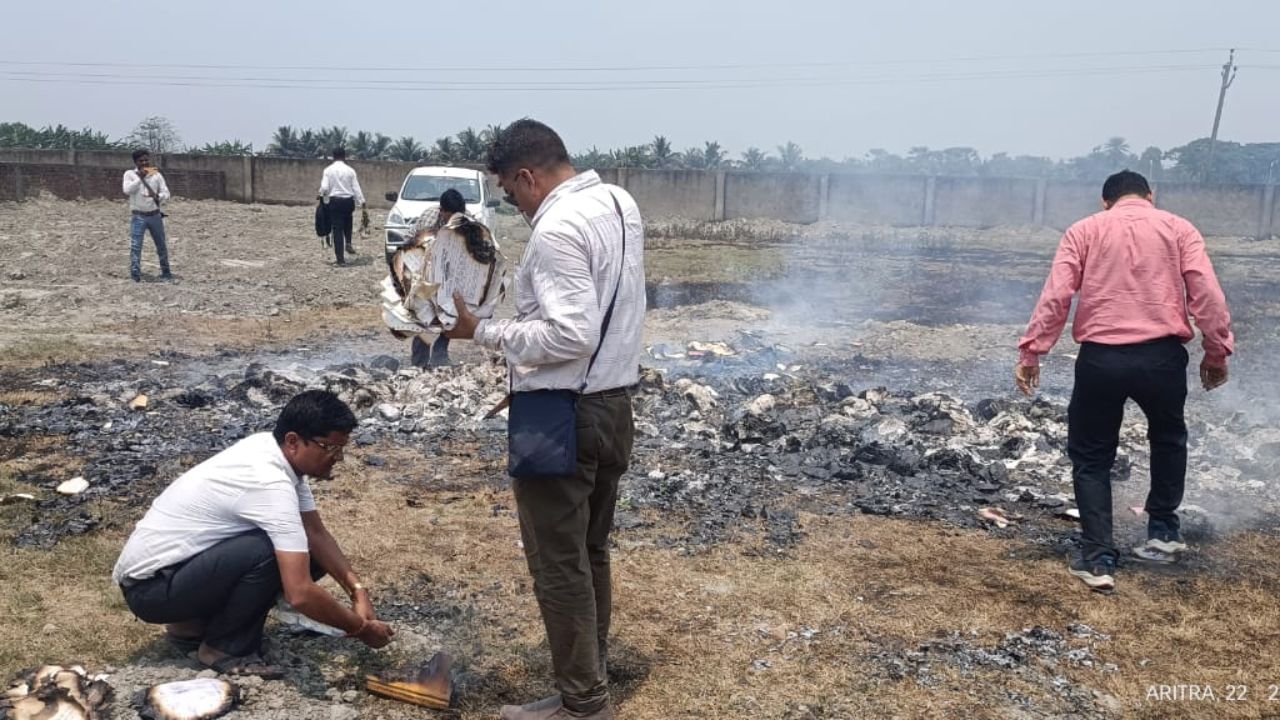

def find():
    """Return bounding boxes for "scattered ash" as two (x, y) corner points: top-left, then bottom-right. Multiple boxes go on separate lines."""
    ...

(867, 624), (1121, 718)
(2, 338), (1278, 554)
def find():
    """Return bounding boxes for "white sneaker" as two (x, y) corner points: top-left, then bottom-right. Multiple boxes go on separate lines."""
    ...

(1132, 537), (1187, 564)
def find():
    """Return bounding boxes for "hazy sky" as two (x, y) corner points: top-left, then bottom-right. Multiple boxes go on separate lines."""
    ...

(5, 1), (1279, 160)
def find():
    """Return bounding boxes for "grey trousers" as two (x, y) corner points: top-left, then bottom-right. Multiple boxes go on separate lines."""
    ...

(511, 391), (634, 714)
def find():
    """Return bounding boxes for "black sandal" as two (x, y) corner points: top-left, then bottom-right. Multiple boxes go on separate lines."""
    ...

(207, 653), (285, 680)
(165, 633), (202, 654)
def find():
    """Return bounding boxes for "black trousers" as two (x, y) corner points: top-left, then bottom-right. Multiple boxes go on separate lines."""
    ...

(1067, 338), (1188, 563)
(327, 196), (356, 263)
(121, 530), (321, 657)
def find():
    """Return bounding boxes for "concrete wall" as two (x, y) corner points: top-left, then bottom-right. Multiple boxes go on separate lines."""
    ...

(162, 154), (250, 202)
(1043, 181), (1101, 231)
(0, 163), (224, 202)
(724, 172), (821, 223)
(826, 174), (928, 225)
(621, 169), (717, 221)
(3, 150), (1278, 237)
(933, 177), (1038, 227)
(1156, 183), (1266, 238)
(0, 149), (76, 165)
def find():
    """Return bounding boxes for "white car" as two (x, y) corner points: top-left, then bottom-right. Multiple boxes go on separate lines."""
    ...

(383, 166), (499, 260)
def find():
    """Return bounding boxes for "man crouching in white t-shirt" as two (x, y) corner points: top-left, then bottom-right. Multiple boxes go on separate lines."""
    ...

(112, 390), (394, 678)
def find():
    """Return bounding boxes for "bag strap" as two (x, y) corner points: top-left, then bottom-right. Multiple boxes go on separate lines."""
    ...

(138, 169), (161, 206)
(579, 194), (627, 392)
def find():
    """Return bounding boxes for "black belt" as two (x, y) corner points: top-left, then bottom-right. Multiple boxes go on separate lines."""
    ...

(132, 209), (161, 217)
(580, 385), (633, 400)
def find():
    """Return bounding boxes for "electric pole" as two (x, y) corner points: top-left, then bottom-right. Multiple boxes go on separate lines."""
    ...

(1204, 48), (1237, 181)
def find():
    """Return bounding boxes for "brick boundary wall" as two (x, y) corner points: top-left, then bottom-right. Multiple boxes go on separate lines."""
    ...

(0, 163), (225, 202)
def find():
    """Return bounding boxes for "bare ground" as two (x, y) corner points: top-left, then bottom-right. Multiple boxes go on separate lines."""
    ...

(2, 198), (1279, 719)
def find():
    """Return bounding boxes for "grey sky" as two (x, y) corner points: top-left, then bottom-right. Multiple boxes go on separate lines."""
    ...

(5, 0), (1278, 160)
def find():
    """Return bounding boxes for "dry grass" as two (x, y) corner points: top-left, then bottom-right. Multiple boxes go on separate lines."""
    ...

(0, 305), (381, 370)
(2, 440), (1276, 719)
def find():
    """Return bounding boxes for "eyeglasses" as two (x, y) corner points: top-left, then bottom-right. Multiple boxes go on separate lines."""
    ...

(306, 437), (346, 458)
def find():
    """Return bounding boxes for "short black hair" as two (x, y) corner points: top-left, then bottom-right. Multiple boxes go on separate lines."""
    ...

(132, 149), (150, 162)
(273, 390), (357, 443)
(485, 118), (571, 176)
(439, 188), (465, 213)
(333, 147), (347, 160)
(1102, 170), (1151, 203)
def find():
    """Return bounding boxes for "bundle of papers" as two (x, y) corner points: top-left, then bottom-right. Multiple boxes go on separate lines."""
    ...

(382, 214), (507, 338)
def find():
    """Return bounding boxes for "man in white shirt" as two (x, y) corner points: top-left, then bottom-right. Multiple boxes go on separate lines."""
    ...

(448, 119), (644, 720)
(113, 390), (393, 678)
(318, 147), (366, 265)
(122, 149), (173, 282)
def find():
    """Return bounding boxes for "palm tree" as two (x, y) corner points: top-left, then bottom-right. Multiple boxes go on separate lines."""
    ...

(390, 136), (423, 162)
(481, 123), (506, 146)
(702, 141), (726, 169)
(297, 129), (322, 158)
(370, 134), (393, 160)
(740, 147), (768, 171)
(266, 126), (300, 156)
(573, 146), (608, 168)
(192, 140), (253, 155)
(650, 135), (675, 168)
(349, 130), (374, 160)
(680, 147), (705, 169)
(608, 145), (650, 168)
(777, 141), (804, 171)
(1103, 137), (1132, 165)
(318, 126), (350, 155)
(455, 128), (485, 163)
(433, 137), (458, 163)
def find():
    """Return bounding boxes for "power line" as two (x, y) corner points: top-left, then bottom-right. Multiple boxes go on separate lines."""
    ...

(0, 63), (1220, 93)
(0, 48), (1230, 75)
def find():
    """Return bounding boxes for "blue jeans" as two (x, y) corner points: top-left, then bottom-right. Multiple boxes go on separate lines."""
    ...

(130, 213), (171, 278)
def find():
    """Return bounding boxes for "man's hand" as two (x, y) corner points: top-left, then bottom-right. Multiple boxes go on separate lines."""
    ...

(1014, 364), (1040, 396)
(1200, 359), (1229, 391)
(444, 291), (479, 339)
(355, 619), (395, 649)
(352, 589), (376, 623)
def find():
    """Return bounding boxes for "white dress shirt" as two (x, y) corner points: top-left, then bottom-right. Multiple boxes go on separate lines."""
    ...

(319, 160), (365, 205)
(475, 170), (646, 394)
(112, 433), (317, 583)
(122, 169), (171, 213)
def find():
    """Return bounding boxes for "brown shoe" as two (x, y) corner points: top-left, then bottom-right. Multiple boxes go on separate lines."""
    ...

(500, 695), (613, 719)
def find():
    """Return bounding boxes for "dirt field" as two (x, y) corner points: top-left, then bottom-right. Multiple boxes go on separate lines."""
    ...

(2, 197), (1279, 720)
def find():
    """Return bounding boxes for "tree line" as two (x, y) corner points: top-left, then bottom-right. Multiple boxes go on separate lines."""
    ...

(3, 118), (1278, 185)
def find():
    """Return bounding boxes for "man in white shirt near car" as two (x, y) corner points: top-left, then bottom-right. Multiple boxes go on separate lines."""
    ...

(318, 147), (366, 265)
(112, 390), (393, 678)
(448, 118), (645, 720)
(122, 149), (173, 282)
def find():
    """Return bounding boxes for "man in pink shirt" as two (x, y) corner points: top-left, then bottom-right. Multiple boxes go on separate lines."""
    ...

(1015, 170), (1234, 592)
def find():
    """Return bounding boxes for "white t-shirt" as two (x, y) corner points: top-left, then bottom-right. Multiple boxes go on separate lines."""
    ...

(112, 432), (316, 583)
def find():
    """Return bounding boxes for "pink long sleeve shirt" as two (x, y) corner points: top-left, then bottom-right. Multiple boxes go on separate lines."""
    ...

(1018, 196), (1234, 368)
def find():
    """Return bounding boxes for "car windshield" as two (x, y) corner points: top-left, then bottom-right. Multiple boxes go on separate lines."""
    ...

(400, 175), (482, 203)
